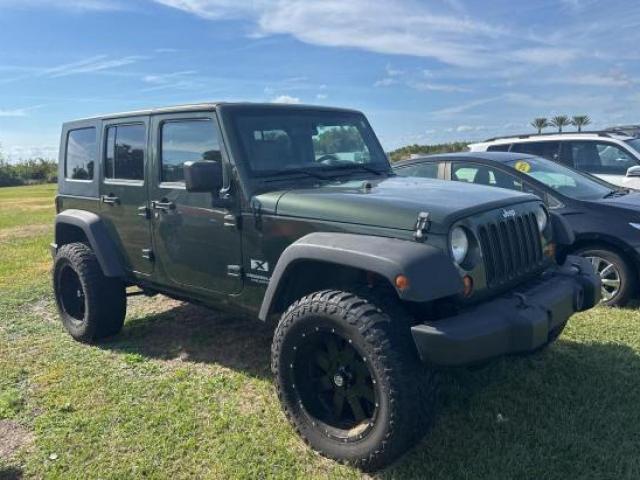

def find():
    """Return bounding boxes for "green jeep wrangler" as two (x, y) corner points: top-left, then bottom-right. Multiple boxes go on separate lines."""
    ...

(52, 103), (599, 470)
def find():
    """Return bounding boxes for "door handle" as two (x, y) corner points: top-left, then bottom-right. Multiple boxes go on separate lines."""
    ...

(152, 200), (176, 212)
(101, 194), (120, 205)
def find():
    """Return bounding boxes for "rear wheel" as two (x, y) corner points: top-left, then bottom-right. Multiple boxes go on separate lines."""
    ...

(53, 242), (126, 342)
(574, 247), (634, 307)
(271, 289), (436, 471)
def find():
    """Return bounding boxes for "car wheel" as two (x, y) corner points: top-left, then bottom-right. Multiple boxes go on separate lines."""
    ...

(271, 289), (436, 471)
(53, 242), (127, 342)
(574, 247), (634, 307)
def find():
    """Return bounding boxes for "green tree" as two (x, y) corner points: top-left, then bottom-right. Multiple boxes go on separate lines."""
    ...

(530, 117), (550, 134)
(388, 142), (470, 162)
(550, 115), (571, 133)
(572, 115), (591, 132)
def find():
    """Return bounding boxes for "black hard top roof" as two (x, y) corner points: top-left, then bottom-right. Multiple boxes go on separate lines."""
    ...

(68, 102), (362, 123)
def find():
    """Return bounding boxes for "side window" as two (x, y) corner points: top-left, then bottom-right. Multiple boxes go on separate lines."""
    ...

(510, 141), (560, 161)
(395, 163), (439, 179)
(487, 144), (511, 152)
(65, 127), (96, 180)
(452, 162), (522, 191)
(568, 141), (637, 175)
(104, 124), (145, 181)
(161, 119), (221, 183)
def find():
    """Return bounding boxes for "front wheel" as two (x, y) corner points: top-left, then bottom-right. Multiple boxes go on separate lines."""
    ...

(574, 248), (635, 307)
(271, 289), (436, 471)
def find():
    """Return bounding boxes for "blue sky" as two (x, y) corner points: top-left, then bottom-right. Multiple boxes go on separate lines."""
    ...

(0, 0), (638, 160)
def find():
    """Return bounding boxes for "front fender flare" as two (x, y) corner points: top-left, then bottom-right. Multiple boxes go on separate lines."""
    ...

(54, 209), (125, 277)
(258, 232), (463, 320)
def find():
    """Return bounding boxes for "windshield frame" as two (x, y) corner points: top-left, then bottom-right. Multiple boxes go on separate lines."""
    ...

(223, 105), (391, 179)
(625, 138), (640, 155)
(504, 155), (617, 201)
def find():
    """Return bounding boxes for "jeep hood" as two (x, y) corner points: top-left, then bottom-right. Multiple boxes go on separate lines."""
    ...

(256, 177), (538, 233)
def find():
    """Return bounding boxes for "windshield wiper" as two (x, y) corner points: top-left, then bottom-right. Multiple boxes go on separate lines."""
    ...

(263, 167), (330, 180)
(603, 188), (630, 198)
(329, 164), (386, 176)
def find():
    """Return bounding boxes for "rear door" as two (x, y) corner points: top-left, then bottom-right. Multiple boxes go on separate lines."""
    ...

(148, 111), (242, 294)
(99, 117), (154, 276)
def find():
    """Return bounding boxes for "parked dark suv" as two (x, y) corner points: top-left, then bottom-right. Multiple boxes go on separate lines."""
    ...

(52, 103), (599, 470)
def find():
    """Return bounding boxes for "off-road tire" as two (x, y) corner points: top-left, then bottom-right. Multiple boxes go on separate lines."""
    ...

(574, 247), (634, 307)
(271, 289), (437, 471)
(53, 242), (126, 342)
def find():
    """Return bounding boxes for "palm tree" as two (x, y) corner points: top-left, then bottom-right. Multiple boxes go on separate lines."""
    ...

(572, 115), (591, 132)
(530, 117), (550, 134)
(550, 115), (571, 133)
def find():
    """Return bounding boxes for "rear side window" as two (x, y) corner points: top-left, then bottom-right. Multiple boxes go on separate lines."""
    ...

(65, 127), (96, 180)
(395, 163), (439, 179)
(161, 119), (221, 183)
(510, 141), (560, 161)
(104, 124), (145, 181)
(487, 144), (510, 152)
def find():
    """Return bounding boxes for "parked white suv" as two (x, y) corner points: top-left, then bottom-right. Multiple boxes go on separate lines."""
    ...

(469, 132), (640, 189)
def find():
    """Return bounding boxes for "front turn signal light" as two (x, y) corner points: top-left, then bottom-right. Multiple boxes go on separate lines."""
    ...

(543, 242), (556, 259)
(463, 275), (473, 297)
(395, 274), (410, 291)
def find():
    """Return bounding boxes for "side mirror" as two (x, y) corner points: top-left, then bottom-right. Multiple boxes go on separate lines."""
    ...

(184, 160), (223, 193)
(627, 166), (640, 178)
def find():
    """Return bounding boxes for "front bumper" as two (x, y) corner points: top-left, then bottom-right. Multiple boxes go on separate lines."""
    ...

(411, 256), (600, 366)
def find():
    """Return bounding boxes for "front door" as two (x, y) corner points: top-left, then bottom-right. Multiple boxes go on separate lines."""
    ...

(99, 117), (154, 276)
(148, 111), (242, 294)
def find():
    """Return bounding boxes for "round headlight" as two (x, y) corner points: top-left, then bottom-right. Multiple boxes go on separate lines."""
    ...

(450, 227), (469, 265)
(535, 206), (548, 232)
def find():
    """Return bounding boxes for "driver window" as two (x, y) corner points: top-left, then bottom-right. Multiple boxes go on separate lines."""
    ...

(312, 125), (370, 164)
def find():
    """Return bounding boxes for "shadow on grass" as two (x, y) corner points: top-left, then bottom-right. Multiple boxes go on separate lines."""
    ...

(100, 302), (274, 379)
(381, 339), (640, 479)
(100, 301), (640, 478)
(0, 467), (23, 480)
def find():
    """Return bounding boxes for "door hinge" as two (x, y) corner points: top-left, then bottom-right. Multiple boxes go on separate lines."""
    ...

(223, 214), (241, 229)
(142, 249), (154, 261)
(227, 265), (242, 277)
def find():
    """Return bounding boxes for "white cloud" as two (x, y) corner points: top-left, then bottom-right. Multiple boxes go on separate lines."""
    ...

(0, 108), (28, 117)
(374, 78), (396, 88)
(152, 0), (514, 68)
(316, 93), (328, 100)
(408, 81), (470, 93)
(0, 0), (128, 10)
(271, 95), (300, 104)
(456, 125), (474, 132)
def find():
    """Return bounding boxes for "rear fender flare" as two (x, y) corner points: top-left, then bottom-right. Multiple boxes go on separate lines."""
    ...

(54, 209), (125, 277)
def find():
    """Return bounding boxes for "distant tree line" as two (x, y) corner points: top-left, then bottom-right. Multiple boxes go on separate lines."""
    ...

(530, 115), (591, 134)
(0, 146), (57, 187)
(388, 142), (469, 162)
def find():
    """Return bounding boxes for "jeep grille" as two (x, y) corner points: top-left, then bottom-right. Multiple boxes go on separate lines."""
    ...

(478, 212), (543, 288)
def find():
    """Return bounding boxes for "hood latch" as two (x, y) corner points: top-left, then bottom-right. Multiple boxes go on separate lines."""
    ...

(414, 212), (430, 241)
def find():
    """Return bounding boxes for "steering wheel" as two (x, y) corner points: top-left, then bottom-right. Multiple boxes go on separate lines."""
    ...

(317, 154), (341, 165)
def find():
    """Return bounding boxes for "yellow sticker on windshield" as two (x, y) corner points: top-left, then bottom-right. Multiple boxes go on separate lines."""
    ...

(515, 160), (531, 173)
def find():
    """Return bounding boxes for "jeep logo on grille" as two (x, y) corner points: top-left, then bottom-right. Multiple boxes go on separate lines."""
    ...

(501, 209), (516, 219)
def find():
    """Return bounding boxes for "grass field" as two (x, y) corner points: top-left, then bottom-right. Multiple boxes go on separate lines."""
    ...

(1, 184), (640, 479)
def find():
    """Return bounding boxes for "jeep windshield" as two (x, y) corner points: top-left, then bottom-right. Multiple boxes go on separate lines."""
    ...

(228, 107), (390, 178)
